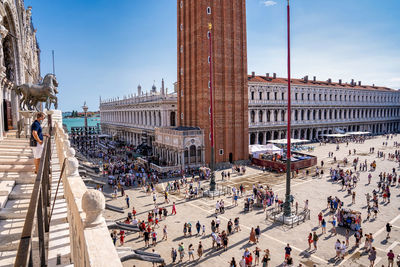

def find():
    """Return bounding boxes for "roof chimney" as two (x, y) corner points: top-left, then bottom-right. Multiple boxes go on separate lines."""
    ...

(372, 84), (375, 88)
(313, 76), (316, 82)
(351, 79), (354, 86)
(304, 75), (308, 83)
(339, 79), (342, 85)
(273, 73), (276, 79)
(358, 81), (361, 86)
(266, 73), (269, 79)
(252, 71), (255, 77)
(327, 78), (332, 84)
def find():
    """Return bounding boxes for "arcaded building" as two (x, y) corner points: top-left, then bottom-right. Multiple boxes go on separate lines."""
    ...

(177, 0), (249, 165)
(100, 82), (178, 146)
(248, 73), (400, 145)
(100, 74), (400, 149)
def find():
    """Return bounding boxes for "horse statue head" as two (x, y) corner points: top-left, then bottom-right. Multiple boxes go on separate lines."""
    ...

(43, 73), (59, 88)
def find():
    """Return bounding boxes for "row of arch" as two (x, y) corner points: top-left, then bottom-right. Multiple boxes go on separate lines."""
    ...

(102, 111), (176, 127)
(154, 145), (204, 166)
(249, 87), (399, 103)
(249, 122), (400, 145)
(250, 108), (400, 124)
(101, 127), (152, 146)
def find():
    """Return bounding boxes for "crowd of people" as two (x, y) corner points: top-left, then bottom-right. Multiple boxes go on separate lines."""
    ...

(72, 133), (400, 267)
(311, 134), (400, 266)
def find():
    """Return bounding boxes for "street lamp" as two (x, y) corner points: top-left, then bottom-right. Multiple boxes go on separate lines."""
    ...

(82, 101), (88, 128)
(82, 101), (89, 154)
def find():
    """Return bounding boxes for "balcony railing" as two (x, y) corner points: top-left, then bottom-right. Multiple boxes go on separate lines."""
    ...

(15, 119), (52, 267)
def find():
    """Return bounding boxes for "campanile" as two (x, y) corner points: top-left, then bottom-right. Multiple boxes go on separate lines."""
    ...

(177, 0), (249, 164)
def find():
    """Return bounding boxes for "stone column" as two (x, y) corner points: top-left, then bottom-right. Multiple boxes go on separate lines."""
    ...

(19, 111), (35, 138)
(181, 151), (185, 170)
(166, 111), (170, 127)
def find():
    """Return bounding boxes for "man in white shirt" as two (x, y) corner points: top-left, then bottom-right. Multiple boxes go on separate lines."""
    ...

(239, 256), (246, 267)
(334, 239), (341, 258)
(216, 217), (221, 232)
(340, 241), (347, 259)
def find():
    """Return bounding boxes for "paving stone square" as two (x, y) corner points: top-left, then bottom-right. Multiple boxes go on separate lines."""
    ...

(102, 135), (400, 267)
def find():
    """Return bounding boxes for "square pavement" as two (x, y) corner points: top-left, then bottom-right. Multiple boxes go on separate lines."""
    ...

(101, 135), (400, 267)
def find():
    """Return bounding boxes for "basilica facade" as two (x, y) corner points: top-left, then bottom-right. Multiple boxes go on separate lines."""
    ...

(0, 0), (41, 139)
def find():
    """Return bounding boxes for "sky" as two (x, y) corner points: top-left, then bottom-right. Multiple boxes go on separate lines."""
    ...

(25, 0), (400, 112)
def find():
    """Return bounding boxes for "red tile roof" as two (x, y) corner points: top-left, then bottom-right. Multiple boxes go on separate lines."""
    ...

(248, 75), (396, 92)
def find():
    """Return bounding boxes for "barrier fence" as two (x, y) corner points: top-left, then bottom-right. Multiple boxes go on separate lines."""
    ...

(266, 206), (310, 228)
(15, 136), (52, 266)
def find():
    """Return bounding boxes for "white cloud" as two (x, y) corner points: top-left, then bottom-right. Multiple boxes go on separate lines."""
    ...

(261, 1), (277, 7)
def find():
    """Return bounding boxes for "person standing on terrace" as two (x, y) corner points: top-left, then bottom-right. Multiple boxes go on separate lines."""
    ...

(31, 112), (49, 173)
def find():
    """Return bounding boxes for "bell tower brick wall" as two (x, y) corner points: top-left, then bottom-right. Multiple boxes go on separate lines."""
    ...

(177, 0), (249, 164)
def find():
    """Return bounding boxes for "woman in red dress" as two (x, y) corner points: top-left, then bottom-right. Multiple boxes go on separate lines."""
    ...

(249, 227), (257, 244)
(308, 233), (313, 250)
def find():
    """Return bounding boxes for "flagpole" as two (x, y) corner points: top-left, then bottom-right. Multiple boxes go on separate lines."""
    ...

(208, 23), (216, 192)
(52, 50), (55, 75)
(284, 0), (292, 217)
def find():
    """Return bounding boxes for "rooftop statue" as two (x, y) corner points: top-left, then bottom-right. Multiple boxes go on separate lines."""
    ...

(14, 73), (59, 111)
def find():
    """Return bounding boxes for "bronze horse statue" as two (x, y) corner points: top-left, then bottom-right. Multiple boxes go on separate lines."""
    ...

(14, 73), (59, 111)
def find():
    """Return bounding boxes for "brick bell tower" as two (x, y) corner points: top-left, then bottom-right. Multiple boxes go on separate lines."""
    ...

(177, 0), (249, 165)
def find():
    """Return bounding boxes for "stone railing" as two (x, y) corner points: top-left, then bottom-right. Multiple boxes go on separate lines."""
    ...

(136, 157), (148, 165)
(150, 162), (203, 173)
(155, 127), (203, 136)
(54, 122), (122, 267)
(150, 163), (181, 172)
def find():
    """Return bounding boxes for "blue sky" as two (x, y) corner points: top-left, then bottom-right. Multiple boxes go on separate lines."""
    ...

(25, 0), (400, 112)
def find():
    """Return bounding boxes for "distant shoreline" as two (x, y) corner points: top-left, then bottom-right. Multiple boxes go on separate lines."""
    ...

(63, 117), (100, 131)
(63, 115), (100, 119)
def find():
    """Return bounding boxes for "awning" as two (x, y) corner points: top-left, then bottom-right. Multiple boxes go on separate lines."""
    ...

(249, 144), (283, 157)
(268, 138), (310, 145)
(346, 131), (371, 135)
(320, 133), (349, 138)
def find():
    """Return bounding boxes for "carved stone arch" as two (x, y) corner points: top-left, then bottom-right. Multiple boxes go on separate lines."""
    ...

(250, 110), (255, 123)
(189, 145), (196, 163)
(2, 3), (21, 83)
(1, 2), (24, 130)
(250, 133), (256, 145)
(184, 137), (201, 148)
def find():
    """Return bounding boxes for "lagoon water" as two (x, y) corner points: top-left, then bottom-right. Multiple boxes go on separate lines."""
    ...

(63, 117), (100, 131)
